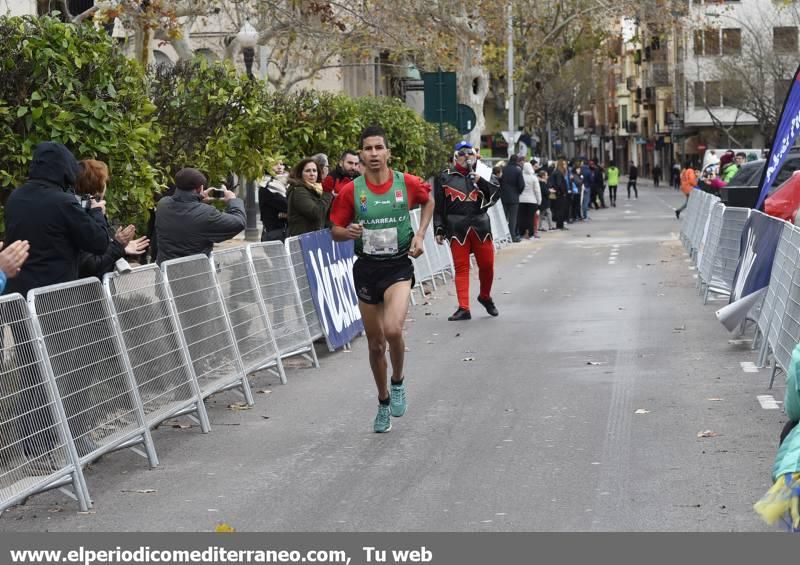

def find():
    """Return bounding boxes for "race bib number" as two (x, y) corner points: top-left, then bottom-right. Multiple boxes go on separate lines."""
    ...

(362, 226), (399, 255)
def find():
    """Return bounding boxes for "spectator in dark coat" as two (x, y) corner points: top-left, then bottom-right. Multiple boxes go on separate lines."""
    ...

(549, 159), (570, 230)
(3, 141), (110, 471)
(627, 162), (639, 199)
(155, 167), (246, 263)
(500, 155), (525, 242)
(74, 159), (149, 278)
(258, 162), (289, 242)
(4, 141), (109, 296)
(286, 158), (333, 237)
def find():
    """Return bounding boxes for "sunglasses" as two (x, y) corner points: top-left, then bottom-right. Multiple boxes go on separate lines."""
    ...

(457, 149), (475, 157)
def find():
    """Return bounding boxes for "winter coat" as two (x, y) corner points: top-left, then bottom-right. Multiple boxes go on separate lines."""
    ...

(286, 180), (333, 237)
(155, 189), (246, 263)
(549, 169), (570, 222)
(3, 142), (109, 296)
(500, 163), (525, 205)
(258, 175), (288, 240)
(520, 162), (539, 204)
(78, 222), (126, 279)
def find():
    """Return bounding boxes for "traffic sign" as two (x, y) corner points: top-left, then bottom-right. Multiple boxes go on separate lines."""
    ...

(457, 104), (477, 135)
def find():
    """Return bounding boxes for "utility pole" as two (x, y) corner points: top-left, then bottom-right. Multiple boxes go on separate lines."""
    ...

(506, 1), (515, 157)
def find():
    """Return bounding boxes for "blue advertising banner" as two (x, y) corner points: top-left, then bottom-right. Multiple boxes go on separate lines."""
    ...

(717, 211), (784, 330)
(299, 230), (363, 350)
(756, 64), (800, 208)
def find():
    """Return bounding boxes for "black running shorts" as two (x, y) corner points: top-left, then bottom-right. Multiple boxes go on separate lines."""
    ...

(352, 256), (415, 305)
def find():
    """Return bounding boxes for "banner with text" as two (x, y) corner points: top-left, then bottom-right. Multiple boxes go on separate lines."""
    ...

(717, 211), (784, 330)
(756, 63), (800, 208)
(299, 231), (363, 351)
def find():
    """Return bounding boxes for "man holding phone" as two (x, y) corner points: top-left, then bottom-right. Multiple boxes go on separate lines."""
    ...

(330, 125), (434, 433)
(155, 167), (246, 263)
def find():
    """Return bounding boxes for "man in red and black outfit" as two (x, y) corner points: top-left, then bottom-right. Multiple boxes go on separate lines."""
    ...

(434, 141), (501, 321)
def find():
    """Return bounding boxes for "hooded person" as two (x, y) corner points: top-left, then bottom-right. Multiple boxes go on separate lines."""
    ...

(434, 141), (501, 321)
(4, 141), (110, 296)
(3, 141), (111, 471)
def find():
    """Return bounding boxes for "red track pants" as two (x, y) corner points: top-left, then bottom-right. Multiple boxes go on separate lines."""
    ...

(449, 230), (495, 310)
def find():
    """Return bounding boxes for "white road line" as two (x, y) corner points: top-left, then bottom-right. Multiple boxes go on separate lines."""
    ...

(757, 395), (781, 410)
(740, 361), (759, 373)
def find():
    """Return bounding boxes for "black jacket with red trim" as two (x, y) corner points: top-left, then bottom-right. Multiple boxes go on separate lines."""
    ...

(433, 165), (500, 243)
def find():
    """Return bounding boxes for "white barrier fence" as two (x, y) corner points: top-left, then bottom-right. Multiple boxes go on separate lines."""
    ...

(679, 190), (800, 391)
(0, 194), (522, 512)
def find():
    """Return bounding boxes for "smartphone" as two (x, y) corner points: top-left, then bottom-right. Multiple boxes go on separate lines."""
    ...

(209, 188), (225, 199)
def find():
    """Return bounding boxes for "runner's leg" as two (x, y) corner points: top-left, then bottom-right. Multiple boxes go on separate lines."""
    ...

(358, 301), (388, 401)
(382, 280), (412, 383)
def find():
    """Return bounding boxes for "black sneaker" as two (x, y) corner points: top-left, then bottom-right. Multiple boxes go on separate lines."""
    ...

(675, 209), (680, 219)
(448, 308), (472, 321)
(477, 296), (499, 316)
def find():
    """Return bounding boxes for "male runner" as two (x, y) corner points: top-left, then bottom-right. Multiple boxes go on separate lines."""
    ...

(330, 125), (434, 433)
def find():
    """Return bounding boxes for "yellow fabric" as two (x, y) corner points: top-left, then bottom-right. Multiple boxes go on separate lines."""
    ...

(754, 472), (800, 529)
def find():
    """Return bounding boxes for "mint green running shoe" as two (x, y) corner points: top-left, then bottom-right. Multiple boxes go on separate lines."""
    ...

(373, 404), (392, 433)
(390, 381), (407, 417)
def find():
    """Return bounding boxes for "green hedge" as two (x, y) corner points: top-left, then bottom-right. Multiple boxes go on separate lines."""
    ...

(0, 16), (455, 231)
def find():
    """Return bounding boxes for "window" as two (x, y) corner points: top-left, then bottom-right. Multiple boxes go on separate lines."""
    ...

(774, 79), (792, 106)
(693, 30), (704, 55)
(722, 28), (742, 55)
(620, 105), (628, 127)
(694, 82), (705, 107)
(704, 28), (721, 55)
(722, 82), (744, 107)
(706, 81), (722, 107)
(774, 27), (798, 53)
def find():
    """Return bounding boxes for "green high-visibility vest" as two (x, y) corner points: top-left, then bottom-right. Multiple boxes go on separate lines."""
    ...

(353, 172), (413, 260)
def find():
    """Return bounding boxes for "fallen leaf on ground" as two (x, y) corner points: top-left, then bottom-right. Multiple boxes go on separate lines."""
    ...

(215, 523), (236, 533)
(673, 325), (686, 331)
(618, 307), (625, 310)
(424, 312), (433, 316)
(455, 333), (461, 337)
(462, 357), (475, 362)
(634, 409), (650, 414)
(227, 402), (251, 411)
(256, 390), (272, 395)
(697, 430), (719, 438)
(121, 489), (157, 494)
(48, 507), (63, 513)
(586, 361), (607, 366)
(426, 340), (435, 344)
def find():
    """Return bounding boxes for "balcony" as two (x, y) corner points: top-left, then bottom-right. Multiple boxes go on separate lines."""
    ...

(627, 121), (638, 133)
(651, 62), (670, 87)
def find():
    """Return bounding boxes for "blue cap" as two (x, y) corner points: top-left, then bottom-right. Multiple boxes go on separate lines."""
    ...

(454, 140), (473, 151)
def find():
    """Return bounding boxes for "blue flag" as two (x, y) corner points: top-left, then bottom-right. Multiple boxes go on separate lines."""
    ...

(756, 64), (800, 209)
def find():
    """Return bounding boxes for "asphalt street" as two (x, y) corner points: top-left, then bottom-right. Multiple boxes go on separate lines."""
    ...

(2, 180), (784, 532)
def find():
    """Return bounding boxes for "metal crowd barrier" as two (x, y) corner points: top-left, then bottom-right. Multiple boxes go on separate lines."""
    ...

(679, 191), (701, 247)
(697, 202), (724, 289)
(28, 279), (159, 469)
(104, 265), (211, 432)
(248, 242), (320, 368)
(212, 248), (287, 385)
(756, 223), (800, 371)
(408, 209), (439, 292)
(285, 236), (325, 342)
(702, 206), (751, 303)
(161, 256), (254, 405)
(489, 200), (512, 248)
(689, 192), (720, 260)
(0, 294), (90, 513)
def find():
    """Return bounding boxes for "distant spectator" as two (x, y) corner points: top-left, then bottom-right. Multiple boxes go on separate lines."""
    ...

(155, 167), (245, 263)
(311, 153), (330, 181)
(258, 161), (289, 242)
(287, 158), (333, 236)
(653, 164), (662, 188)
(75, 159), (148, 278)
(500, 155), (525, 242)
(323, 150), (360, 196)
(627, 162), (638, 199)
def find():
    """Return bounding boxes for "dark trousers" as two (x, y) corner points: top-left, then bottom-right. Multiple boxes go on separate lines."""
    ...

(592, 187), (606, 209)
(627, 179), (638, 198)
(503, 202), (519, 239)
(517, 203), (538, 236)
(609, 185), (618, 205)
(569, 194), (581, 221)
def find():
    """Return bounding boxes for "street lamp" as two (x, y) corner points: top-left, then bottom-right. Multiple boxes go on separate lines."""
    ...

(237, 19), (260, 240)
(237, 19), (258, 81)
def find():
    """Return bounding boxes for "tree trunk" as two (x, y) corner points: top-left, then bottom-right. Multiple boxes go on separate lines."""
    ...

(457, 42), (489, 147)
